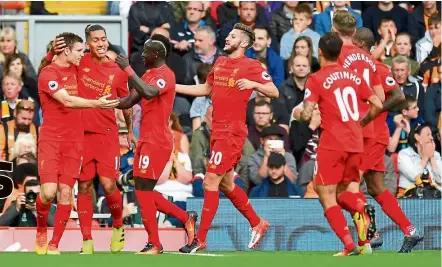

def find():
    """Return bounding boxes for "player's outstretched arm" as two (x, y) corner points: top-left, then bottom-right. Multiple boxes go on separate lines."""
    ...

(361, 95), (383, 128)
(176, 83), (212, 97)
(381, 87), (405, 113)
(52, 89), (119, 109)
(237, 80), (279, 98)
(117, 89), (142, 109)
(299, 101), (316, 123)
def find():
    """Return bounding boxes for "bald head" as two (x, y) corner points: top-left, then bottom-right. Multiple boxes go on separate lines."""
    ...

(151, 27), (170, 40)
(352, 27), (375, 51)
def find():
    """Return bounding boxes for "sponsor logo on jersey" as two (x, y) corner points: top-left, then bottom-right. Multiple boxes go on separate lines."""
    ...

(48, 81), (58, 91)
(156, 79), (166, 89)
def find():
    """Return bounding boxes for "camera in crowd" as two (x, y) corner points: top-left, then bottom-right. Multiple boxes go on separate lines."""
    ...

(118, 169), (135, 192)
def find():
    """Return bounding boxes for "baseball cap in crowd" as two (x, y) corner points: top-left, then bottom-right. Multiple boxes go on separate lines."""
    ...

(260, 125), (284, 138)
(267, 152), (286, 168)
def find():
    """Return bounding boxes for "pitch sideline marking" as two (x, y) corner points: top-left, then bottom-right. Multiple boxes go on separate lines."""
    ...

(164, 252), (226, 257)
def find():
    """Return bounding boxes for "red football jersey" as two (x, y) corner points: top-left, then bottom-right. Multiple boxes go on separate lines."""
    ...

(338, 45), (381, 139)
(374, 61), (397, 145)
(139, 65), (175, 149)
(304, 64), (374, 152)
(206, 56), (273, 138)
(78, 53), (129, 134)
(38, 63), (83, 142)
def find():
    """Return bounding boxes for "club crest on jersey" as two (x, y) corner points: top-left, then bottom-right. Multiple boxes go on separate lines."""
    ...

(156, 79), (166, 89)
(62, 77), (68, 81)
(232, 68), (239, 75)
(262, 71), (271, 81)
(385, 76), (395, 86)
(83, 68), (90, 73)
(304, 88), (312, 99)
(48, 81), (58, 91)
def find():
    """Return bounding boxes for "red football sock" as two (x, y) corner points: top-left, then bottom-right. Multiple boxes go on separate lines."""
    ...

(135, 190), (161, 248)
(36, 195), (51, 233)
(337, 191), (366, 216)
(77, 193), (93, 240)
(374, 189), (415, 236)
(152, 191), (189, 224)
(225, 185), (260, 227)
(324, 205), (356, 252)
(105, 189), (123, 229)
(196, 190), (219, 242)
(49, 203), (72, 248)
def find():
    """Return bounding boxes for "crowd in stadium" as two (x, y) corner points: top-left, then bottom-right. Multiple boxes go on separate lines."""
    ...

(0, 1), (440, 229)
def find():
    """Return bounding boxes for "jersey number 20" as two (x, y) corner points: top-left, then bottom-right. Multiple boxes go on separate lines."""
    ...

(334, 86), (359, 122)
(209, 151), (222, 166)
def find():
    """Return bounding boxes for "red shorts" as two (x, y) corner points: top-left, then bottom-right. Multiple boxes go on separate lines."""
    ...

(38, 140), (83, 187)
(360, 138), (387, 173)
(133, 142), (172, 179)
(79, 132), (120, 181)
(206, 135), (244, 175)
(314, 147), (361, 186)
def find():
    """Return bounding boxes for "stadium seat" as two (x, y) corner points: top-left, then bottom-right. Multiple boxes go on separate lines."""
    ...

(43, 1), (107, 15)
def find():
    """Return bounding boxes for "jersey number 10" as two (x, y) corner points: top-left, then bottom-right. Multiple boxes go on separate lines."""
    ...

(334, 86), (360, 122)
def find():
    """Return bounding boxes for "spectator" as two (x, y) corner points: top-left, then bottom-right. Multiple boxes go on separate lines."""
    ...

(279, 54), (310, 116)
(247, 125), (297, 188)
(3, 54), (38, 106)
(383, 33), (420, 77)
(189, 105), (255, 187)
(268, 1), (299, 45)
(424, 65), (442, 152)
(314, 1), (362, 36)
(216, 1), (267, 30)
(245, 26), (285, 87)
(192, 172), (246, 197)
(11, 133), (37, 163)
(370, 17), (397, 61)
(249, 152), (304, 197)
(170, 1), (216, 55)
(0, 27), (36, 79)
(419, 49), (440, 89)
(280, 4), (320, 60)
(170, 1), (216, 28)
(182, 26), (221, 85)
(217, 2), (277, 51)
(416, 14), (441, 64)
(387, 95), (425, 153)
(0, 100), (37, 160)
(398, 124), (442, 198)
(287, 36), (320, 75)
(1, 162), (38, 213)
(128, 1), (174, 53)
(289, 104), (320, 191)
(0, 180), (56, 227)
(130, 27), (185, 84)
(246, 93), (290, 133)
(189, 63), (213, 131)
(409, 1), (441, 47)
(362, 1), (408, 41)
(1, 72), (35, 124)
(247, 100), (290, 151)
(391, 56), (425, 118)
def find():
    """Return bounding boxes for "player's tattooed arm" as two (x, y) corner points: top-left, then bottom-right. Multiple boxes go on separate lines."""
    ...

(361, 95), (383, 127)
(381, 87), (405, 113)
(118, 89), (141, 109)
(122, 108), (137, 147)
(116, 55), (159, 100)
(299, 101), (316, 123)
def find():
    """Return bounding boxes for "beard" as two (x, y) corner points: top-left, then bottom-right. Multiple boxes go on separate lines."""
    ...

(16, 123), (30, 132)
(224, 43), (240, 55)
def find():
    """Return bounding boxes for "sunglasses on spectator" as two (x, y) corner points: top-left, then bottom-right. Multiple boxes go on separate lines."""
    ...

(187, 7), (203, 12)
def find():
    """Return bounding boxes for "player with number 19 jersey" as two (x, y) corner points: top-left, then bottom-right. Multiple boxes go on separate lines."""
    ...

(133, 65), (175, 179)
(304, 63), (374, 185)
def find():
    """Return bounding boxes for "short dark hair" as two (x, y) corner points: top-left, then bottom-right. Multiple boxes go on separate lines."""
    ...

(319, 32), (343, 61)
(24, 179), (40, 191)
(353, 27), (375, 49)
(147, 34), (172, 59)
(197, 63), (213, 84)
(429, 13), (441, 26)
(378, 17), (396, 29)
(233, 23), (255, 49)
(55, 32), (83, 52)
(402, 94), (417, 109)
(255, 100), (272, 112)
(239, 1), (256, 8)
(85, 24), (107, 41)
(13, 163), (38, 187)
(254, 25), (271, 39)
(294, 3), (313, 18)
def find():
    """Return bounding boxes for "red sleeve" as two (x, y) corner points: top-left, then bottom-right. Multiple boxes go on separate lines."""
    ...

(359, 77), (375, 102)
(245, 60), (273, 84)
(378, 67), (397, 94)
(147, 74), (170, 95)
(38, 67), (62, 96)
(303, 75), (319, 103)
(371, 69), (382, 87)
(206, 57), (225, 85)
(116, 71), (129, 97)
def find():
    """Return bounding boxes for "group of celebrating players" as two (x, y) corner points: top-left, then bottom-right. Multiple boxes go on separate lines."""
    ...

(33, 9), (423, 256)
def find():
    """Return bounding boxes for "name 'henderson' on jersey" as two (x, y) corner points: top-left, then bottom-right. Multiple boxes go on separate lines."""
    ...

(206, 56), (272, 138)
(304, 64), (374, 153)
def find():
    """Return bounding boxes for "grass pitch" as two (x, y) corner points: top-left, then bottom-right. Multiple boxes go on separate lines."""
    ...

(1, 251), (440, 267)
